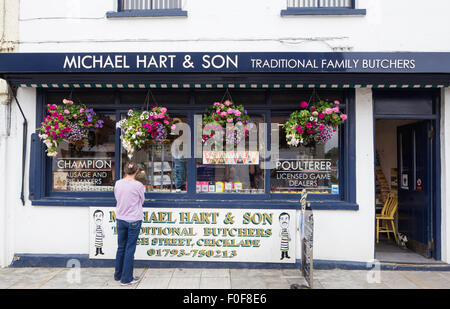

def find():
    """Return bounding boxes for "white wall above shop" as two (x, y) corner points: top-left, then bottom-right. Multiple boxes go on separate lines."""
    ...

(18, 0), (450, 52)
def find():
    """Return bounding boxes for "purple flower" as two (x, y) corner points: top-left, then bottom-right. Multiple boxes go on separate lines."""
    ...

(314, 125), (334, 144)
(65, 122), (87, 142)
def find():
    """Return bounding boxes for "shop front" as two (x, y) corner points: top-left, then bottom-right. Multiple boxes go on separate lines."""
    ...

(1, 52), (449, 268)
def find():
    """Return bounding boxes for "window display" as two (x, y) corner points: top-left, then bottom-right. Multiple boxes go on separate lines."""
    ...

(121, 115), (188, 193)
(270, 114), (339, 194)
(197, 114), (265, 194)
(51, 113), (116, 191)
(40, 89), (347, 200)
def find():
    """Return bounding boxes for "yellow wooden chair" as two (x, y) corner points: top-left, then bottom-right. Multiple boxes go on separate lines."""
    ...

(376, 193), (399, 244)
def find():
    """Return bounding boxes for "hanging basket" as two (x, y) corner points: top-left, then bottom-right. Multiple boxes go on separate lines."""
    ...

(201, 89), (253, 146)
(283, 93), (347, 148)
(117, 91), (177, 158)
(38, 98), (104, 156)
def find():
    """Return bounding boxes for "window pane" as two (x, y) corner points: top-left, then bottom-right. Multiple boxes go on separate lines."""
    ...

(194, 90), (265, 105)
(52, 113), (116, 192)
(120, 114), (188, 193)
(271, 90), (345, 106)
(271, 114), (340, 194)
(196, 114), (265, 194)
(47, 91), (115, 106)
(120, 90), (190, 106)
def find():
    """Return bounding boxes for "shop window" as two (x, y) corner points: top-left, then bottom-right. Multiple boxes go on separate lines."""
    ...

(196, 114), (265, 194)
(51, 113), (116, 192)
(270, 114), (339, 194)
(120, 114), (189, 193)
(194, 90), (266, 106)
(46, 91), (115, 107)
(32, 88), (356, 209)
(119, 90), (190, 107)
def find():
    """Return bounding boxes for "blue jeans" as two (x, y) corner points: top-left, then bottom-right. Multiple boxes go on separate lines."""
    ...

(114, 219), (142, 284)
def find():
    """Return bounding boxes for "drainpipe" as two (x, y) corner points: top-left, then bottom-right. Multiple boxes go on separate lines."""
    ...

(7, 82), (27, 206)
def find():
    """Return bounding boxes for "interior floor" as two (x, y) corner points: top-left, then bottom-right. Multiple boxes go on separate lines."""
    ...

(375, 236), (443, 264)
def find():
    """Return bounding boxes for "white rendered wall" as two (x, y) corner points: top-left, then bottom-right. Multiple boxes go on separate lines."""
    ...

(17, 0), (450, 53)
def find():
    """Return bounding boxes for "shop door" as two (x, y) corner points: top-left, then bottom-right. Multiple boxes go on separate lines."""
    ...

(397, 121), (433, 257)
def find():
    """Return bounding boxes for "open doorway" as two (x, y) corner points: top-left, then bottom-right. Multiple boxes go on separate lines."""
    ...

(374, 119), (441, 264)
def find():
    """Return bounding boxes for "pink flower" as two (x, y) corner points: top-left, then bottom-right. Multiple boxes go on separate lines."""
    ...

(318, 113), (324, 119)
(224, 100), (232, 106)
(318, 124), (325, 130)
(220, 112), (227, 117)
(306, 122), (312, 128)
(213, 102), (220, 106)
(325, 108), (333, 115)
(307, 130), (314, 134)
(300, 101), (308, 109)
(216, 109), (221, 114)
(171, 124), (176, 131)
(48, 104), (57, 110)
(160, 107), (167, 113)
(333, 107), (339, 113)
(227, 108), (233, 114)
(296, 125), (303, 134)
(340, 114), (347, 120)
(64, 109), (70, 114)
(227, 118), (233, 123)
(312, 111), (318, 117)
(79, 108), (84, 114)
(73, 114), (77, 119)
(334, 100), (340, 105)
(63, 99), (73, 105)
(234, 110), (241, 117)
(164, 120), (169, 125)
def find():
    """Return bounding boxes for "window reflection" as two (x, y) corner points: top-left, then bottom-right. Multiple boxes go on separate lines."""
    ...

(52, 113), (116, 192)
(270, 115), (339, 194)
(120, 114), (188, 193)
(196, 114), (265, 194)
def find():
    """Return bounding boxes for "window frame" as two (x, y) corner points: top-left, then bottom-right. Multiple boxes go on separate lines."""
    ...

(107, 0), (187, 18)
(30, 87), (357, 210)
(281, 0), (366, 16)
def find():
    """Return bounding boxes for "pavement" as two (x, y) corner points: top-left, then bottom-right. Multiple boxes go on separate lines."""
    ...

(1, 267), (450, 289)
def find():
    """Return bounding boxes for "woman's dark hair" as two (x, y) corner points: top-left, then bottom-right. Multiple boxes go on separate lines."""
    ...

(124, 161), (139, 175)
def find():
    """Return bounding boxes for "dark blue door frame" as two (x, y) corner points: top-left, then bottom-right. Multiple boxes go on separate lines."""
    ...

(372, 89), (441, 261)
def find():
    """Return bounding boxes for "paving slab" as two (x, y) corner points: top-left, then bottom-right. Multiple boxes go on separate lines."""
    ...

(200, 277), (231, 289)
(200, 268), (230, 278)
(172, 268), (202, 278)
(137, 276), (172, 289)
(168, 277), (201, 289)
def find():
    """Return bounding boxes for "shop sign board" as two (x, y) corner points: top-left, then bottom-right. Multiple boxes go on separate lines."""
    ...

(1, 52), (450, 73)
(90, 207), (297, 263)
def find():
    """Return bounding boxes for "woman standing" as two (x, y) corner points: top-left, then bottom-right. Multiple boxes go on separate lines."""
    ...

(113, 161), (145, 286)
